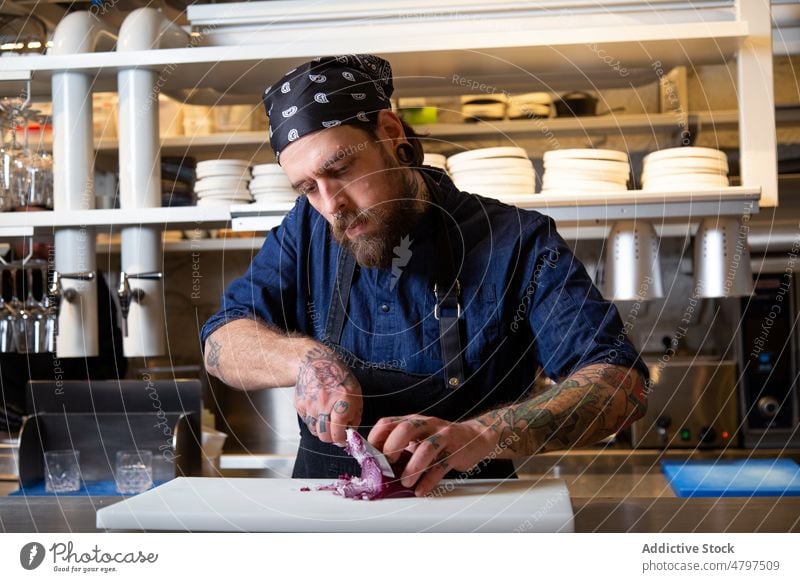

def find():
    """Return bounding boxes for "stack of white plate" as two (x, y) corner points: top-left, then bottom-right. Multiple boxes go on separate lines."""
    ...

(195, 159), (252, 207)
(423, 153), (447, 172)
(250, 163), (299, 205)
(641, 147), (729, 191)
(541, 149), (630, 194)
(446, 147), (535, 196)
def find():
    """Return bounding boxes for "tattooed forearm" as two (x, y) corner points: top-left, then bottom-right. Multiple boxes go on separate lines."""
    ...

(474, 364), (647, 456)
(205, 338), (225, 382)
(296, 345), (359, 400)
(202, 318), (324, 390)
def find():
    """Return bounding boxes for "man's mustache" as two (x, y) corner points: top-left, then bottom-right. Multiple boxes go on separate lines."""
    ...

(333, 208), (381, 233)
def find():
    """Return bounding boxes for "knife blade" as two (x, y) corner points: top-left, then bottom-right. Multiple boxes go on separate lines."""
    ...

(347, 428), (395, 478)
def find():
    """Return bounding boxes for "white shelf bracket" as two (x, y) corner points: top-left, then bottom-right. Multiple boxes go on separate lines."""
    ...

(737, 0), (779, 207)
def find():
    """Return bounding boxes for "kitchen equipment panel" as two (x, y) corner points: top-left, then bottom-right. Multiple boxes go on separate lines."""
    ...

(631, 358), (739, 449)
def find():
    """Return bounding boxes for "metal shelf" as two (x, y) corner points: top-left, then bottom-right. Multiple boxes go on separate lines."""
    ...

(0, 187), (760, 238)
(95, 132), (272, 155)
(0, 15), (747, 100)
(0, 206), (232, 237)
(97, 236), (267, 254)
(78, 109), (800, 157)
(229, 187), (761, 233)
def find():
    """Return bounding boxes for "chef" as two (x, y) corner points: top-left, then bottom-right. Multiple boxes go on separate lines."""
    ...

(201, 54), (648, 496)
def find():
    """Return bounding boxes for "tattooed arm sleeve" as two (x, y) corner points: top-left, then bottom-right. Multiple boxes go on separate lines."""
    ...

(473, 363), (647, 457)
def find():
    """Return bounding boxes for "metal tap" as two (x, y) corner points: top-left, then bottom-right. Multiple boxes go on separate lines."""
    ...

(117, 271), (163, 337)
(48, 270), (96, 335)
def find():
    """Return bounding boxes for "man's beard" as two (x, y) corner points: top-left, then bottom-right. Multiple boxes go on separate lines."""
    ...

(331, 153), (427, 269)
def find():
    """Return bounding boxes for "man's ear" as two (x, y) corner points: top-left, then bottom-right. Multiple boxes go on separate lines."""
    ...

(374, 109), (406, 144)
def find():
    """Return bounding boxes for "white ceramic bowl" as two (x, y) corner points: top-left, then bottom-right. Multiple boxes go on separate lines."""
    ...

(196, 197), (248, 208)
(543, 168), (629, 184)
(643, 146), (728, 164)
(543, 148), (629, 164)
(196, 167), (252, 180)
(544, 159), (630, 178)
(198, 191), (252, 200)
(249, 175), (293, 189)
(455, 174), (535, 187)
(252, 163), (287, 176)
(195, 176), (251, 192)
(447, 157), (534, 173)
(542, 178), (628, 192)
(447, 147), (528, 166)
(643, 157), (729, 174)
(196, 158), (251, 169)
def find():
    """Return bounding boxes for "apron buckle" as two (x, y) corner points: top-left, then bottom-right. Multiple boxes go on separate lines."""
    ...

(433, 281), (462, 320)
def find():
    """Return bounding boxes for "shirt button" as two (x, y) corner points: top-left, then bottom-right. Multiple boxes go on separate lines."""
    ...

(380, 304), (390, 313)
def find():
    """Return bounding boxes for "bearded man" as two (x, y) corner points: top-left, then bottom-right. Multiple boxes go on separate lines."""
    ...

(201, 54), (648, 496)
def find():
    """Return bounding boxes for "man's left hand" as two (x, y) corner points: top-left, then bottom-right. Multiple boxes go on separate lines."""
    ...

(368, 415), (498, 496)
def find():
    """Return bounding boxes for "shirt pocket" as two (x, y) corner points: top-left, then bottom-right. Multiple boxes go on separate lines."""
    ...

(423, 283), (503, 366)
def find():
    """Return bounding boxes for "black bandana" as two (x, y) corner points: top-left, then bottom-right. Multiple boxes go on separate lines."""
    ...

(262, 54), (394, 161)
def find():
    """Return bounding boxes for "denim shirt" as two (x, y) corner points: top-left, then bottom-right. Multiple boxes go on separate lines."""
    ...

(201, 168), (648, 401)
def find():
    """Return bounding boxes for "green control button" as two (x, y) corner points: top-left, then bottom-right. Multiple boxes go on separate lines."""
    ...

(680, 428), (691, 441)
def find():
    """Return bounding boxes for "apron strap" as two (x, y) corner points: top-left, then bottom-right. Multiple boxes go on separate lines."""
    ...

(422, 170), (466, 389)
(323, 248), (357, 345)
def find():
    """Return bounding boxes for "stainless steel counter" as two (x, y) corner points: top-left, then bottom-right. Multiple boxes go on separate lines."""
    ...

(2, 493), (798, 533)
(573, 497), (800, 532)
(2, 449), (798, 533)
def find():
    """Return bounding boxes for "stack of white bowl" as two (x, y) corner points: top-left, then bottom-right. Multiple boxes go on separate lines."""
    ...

(422, 153), (447, 172)
(541, 149), (630, 194)
(446, 147), (535, 196)
(250, 163), (299, 205)
(641, 147), (729, 191)
(507, 92), (553, 119)
(195, 159), (252, 207)
(460, 94), (507, 122)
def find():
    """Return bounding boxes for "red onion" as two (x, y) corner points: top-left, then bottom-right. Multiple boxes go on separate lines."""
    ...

(313, 430), (415, 500)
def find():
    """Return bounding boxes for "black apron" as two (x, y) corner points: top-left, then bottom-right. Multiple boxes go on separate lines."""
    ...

(292, 169), (516, 480)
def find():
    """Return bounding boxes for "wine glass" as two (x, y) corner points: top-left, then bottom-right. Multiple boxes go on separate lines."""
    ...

(16, 109), (46, 208)
(0, 104), (21, 211)
(34, 114), (53, 209)
(19, 260), (47, 353)
(0, 105), (29, 211)
(0, 265), (15, 353)
(8, 264), (26, 352)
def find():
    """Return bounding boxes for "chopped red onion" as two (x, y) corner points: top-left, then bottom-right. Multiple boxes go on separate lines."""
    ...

(312, 430), (415, 500)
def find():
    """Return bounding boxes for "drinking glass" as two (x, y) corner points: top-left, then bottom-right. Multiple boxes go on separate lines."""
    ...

(44, 449), (81, 493)
(115, 450), (154, 494)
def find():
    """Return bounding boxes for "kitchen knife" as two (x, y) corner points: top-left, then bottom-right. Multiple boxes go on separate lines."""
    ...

(346, 427), (395, 478)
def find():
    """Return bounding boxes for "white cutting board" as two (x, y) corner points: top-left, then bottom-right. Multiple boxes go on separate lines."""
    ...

(96, 477), (574, 533)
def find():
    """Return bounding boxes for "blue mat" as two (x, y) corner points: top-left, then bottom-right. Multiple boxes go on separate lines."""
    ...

(661, 459), (800, 498)
(9, 479), (168, 497)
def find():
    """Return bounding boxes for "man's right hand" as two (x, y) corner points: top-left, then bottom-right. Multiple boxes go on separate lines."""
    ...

(294, 344), (363, 445)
